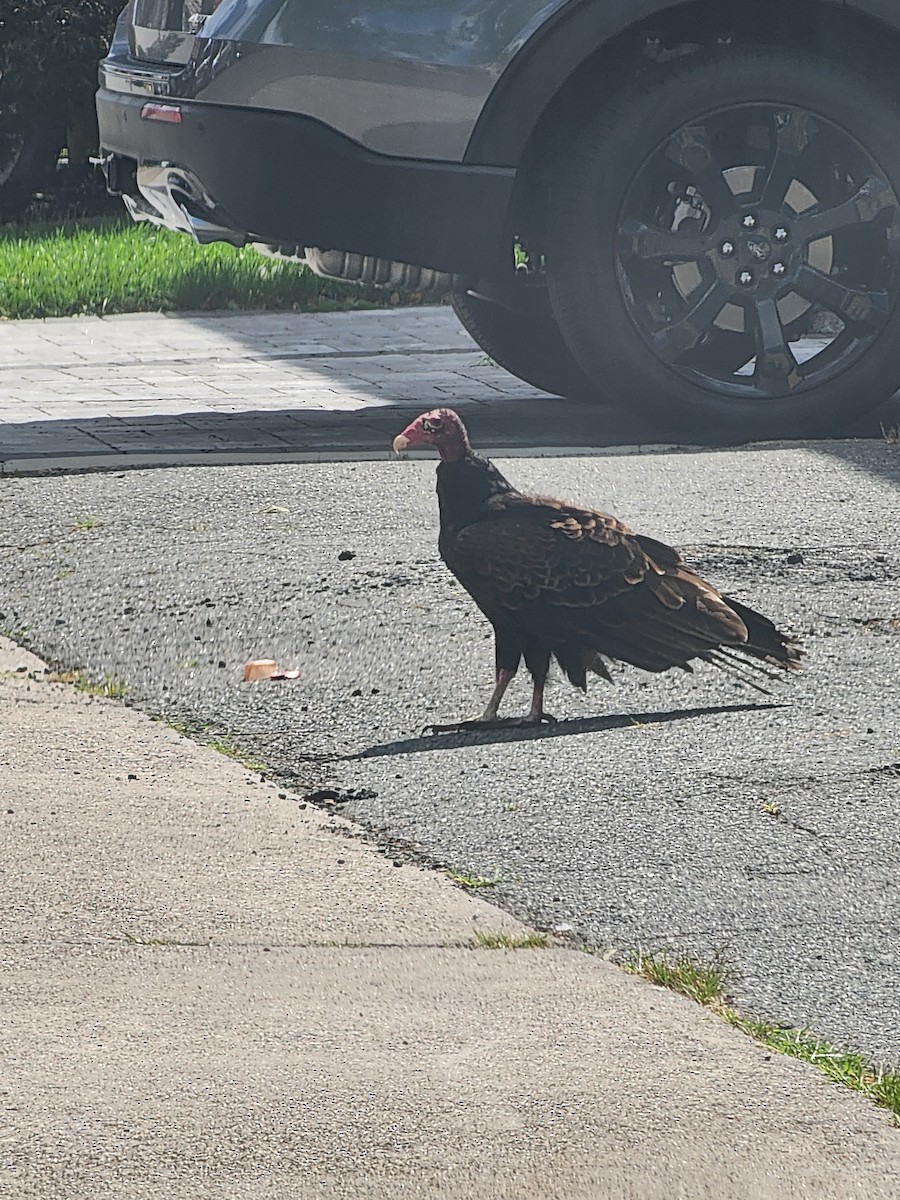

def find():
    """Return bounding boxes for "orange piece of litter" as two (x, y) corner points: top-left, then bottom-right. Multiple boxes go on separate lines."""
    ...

(242, 659), (302, 682)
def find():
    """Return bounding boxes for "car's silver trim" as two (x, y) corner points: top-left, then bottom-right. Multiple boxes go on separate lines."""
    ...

(99, 61), (182, 98)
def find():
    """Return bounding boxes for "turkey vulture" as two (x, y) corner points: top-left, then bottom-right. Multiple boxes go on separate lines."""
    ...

(393, 408), (801, 728)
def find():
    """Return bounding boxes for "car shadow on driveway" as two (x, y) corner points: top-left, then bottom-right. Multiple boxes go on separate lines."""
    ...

(813, 432), (900, 491)
(352, 701), (789, 759)
(0, 396), (663, 468)
(3, 400), (900, 474)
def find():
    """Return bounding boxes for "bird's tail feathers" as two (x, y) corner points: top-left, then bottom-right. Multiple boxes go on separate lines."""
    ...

(699, 649), (776, 695)
(554, 646), (613, 692)
(723, 596), (803, 669)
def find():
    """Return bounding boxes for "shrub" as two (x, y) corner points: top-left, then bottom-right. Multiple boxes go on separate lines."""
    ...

(0, 2), (122, 219)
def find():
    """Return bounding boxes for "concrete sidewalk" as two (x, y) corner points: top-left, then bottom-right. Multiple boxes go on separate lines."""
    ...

(0, 635), (897, 1199)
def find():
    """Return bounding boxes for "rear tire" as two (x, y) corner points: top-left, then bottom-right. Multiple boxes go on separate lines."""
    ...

(547, 47), (900, 439)
(451, 286), (594, 400)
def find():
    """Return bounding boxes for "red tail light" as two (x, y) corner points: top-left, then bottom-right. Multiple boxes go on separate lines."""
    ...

(140, 103), (183, 124)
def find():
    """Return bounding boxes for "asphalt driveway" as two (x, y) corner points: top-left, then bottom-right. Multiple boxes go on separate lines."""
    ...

(0, 433), (897, 1064)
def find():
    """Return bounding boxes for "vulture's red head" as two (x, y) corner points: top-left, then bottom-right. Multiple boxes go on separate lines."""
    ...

(392, 408), (471, 463)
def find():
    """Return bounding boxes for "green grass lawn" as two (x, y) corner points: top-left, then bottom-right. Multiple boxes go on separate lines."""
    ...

(0, 217), (393, 319)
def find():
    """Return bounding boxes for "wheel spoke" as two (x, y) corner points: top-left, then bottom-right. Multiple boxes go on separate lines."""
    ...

(759, 109), (818, 209)
(651, 279), (731, 361)
(793, 263), (889, 329)
(751, 297), (802, 393)
(792, 176), (898, 244)
(619, 217), (709, 262)
(665, 124), (737, 218)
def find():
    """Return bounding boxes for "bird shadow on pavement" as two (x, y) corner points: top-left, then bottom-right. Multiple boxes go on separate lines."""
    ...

(353, 701), (789, 759)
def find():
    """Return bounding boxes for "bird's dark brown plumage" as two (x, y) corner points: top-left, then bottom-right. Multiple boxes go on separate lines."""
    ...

(393, 408), (801, 726)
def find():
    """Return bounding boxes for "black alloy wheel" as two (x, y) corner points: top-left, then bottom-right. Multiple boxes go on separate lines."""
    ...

(547, 47), (900, 439)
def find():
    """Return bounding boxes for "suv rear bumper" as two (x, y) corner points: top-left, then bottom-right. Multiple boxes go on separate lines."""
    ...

(96, 89), (515, 278)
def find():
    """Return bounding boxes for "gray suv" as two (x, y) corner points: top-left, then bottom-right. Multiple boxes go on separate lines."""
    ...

(97, 1), (900, 439)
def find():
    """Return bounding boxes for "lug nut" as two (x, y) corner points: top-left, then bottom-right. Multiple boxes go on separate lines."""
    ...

(772, 262), (786, 276)
(774, 226), (789, 242)
(741, 213), (758, 229)
(720, 240), (735, 256)
(738, 270), (754, 286)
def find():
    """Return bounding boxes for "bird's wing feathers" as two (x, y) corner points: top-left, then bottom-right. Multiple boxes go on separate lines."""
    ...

(447, 499), (645, 608)
(444, 496), (749, 649)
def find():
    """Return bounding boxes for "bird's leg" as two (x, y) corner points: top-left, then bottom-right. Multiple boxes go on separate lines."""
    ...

(515, 649), (556, 725)
(480, 667), (516, 721)
(433, 675), (555, 731)
(428, 649), (556, 734)
(522, 678), (557, 726)
(427, 667), (520, 733)
(428, 628), (526, 733)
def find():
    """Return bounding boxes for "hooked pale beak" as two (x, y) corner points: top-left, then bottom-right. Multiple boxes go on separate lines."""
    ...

(393, 418), (424, 454)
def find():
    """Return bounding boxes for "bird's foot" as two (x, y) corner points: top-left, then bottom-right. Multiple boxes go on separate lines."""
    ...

(524, 710), (558, 726)
(427, 712), (557, 734)
(427, 717), (519, 733)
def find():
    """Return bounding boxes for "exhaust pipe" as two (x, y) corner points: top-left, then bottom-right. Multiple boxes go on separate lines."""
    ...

(253, 243), (458, 296)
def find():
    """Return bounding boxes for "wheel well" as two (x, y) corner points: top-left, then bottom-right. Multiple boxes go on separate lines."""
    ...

(508, 0), (900, 254)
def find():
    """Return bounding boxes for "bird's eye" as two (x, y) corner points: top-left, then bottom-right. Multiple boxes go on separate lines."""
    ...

(423, 418), (443, 433)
